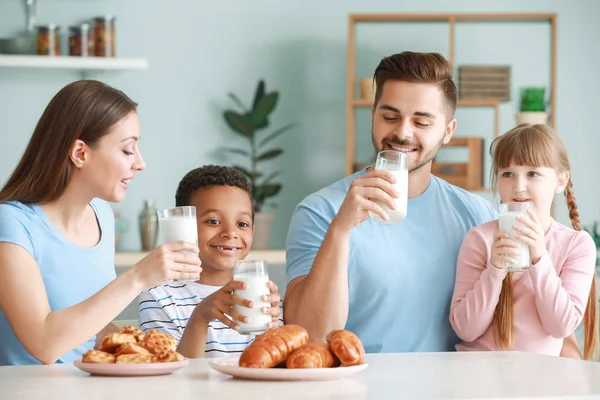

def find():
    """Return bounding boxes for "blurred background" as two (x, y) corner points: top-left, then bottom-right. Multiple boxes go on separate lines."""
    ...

(1, 0), (599, 334)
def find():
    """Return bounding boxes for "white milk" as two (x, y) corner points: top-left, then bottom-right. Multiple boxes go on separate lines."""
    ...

(232, 273), (271, 334)
(159, 216), (198, 245)
(369, 169), (408, 225)
(498, 211), (531, 271)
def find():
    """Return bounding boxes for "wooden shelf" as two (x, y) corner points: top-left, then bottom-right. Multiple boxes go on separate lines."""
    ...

(351, 13), (556, 23)
(352, 99), (373, 107)
(0, 55), (148, 70)
(470, 188), (493, 193)
(114, 250), (286, 268)
(457, 99), (500, 107)
(352, 98), (500, 108)
(345, 12), (557, 191)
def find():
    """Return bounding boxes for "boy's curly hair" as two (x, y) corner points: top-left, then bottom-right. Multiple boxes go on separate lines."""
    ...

(175, 165), (254, 217)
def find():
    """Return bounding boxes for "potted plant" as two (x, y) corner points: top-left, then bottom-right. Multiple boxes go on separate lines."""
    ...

(515, 87), (549, 125)
(219, 79), (294, 249)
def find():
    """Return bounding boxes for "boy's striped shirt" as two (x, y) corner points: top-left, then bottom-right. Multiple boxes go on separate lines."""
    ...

(138, 281), (284, 358)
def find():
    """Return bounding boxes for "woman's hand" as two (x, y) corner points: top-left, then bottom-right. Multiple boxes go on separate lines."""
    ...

(132, 241), (202, 288)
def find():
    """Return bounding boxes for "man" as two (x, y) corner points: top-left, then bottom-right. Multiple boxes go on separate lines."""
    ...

(283, 51), (581, 357)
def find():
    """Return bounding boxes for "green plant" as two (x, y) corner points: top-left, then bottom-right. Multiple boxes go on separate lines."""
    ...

(519, 87), (547, 112)
(220, 79), (294, 212)
(584, 221), (600, 268)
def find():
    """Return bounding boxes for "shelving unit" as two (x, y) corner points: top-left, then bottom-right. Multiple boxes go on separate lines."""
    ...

(345, 12), (557, 193)
(114, 250), (287, 268)
(0, 54), (148, 70)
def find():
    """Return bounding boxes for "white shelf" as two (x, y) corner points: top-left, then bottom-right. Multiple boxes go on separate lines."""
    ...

(115, 250), (286, 268)
(0, 55), (148, 70)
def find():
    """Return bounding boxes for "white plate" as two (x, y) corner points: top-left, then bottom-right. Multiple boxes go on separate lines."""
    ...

(209, 358), (368, 381)
(73, 358), (189, 377)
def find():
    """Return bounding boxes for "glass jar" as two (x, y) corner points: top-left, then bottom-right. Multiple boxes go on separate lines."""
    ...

(69, 24), (94, 56)
(94, 15), (115, 57)
(36, 24), (60, 56)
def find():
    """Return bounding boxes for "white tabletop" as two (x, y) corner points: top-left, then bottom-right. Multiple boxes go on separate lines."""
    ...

(1, 351), (600, 399)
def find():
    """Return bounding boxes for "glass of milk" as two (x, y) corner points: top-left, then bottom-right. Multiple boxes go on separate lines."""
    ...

(369, 150), (408, 225)
(232, 260), (271, 335)
(156, 206), (199, 280)
(498, 202), (534, 272)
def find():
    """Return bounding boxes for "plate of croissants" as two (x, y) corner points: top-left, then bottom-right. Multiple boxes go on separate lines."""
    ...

(209, 325), (368, 381)
(73, 326), (188, 377)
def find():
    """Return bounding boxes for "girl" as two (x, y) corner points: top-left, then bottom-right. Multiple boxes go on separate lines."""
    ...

(450, 124), (598, 360)
(0, 80), (202, 365)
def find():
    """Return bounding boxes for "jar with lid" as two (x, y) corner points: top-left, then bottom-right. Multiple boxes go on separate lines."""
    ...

(69, 24), (94, 56)
(94, 15), (115, 57)
(36, 23), (60, 56)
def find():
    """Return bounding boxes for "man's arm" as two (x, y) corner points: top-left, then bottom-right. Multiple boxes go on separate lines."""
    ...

(284, 169), (398, 343)
(284, 221), (351, 343)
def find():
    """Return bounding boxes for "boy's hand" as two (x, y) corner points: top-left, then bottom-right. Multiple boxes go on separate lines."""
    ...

(262, 280), (282, 328)
(191, 280), (252, 330)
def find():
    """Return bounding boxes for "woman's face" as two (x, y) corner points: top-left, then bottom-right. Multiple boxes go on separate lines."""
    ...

(78, 112), (146, 202)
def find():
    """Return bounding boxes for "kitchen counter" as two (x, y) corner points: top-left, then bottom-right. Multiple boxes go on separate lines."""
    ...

(1, 351), (599, 399)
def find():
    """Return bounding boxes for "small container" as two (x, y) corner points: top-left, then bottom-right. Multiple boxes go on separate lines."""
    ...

(69, 24), (94, 56)
(36, 23), (60, 56)
(94, 15), (115, 57)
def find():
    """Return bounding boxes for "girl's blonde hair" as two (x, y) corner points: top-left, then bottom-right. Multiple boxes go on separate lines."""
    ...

(489, 123), (598, 360)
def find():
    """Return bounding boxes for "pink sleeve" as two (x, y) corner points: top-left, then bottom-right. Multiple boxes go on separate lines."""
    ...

(529, 231), (596, 339)
(450, 227), (507, 342)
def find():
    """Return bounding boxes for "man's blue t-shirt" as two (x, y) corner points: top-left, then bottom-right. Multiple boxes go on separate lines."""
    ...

(286, 171), (497, 353)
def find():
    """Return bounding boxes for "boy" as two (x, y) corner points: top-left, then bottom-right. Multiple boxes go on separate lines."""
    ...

(138, 165), (283, 358)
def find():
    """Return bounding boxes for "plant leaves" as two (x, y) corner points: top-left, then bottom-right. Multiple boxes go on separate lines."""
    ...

(224, 111), (253, 138)
(258, 123), (295, 148)
(260, 171), (280, 186)
(250, 92), (278, 128)
(259, 183), (282, 197)
(228, 93), (248, 113)
(519, 87), (546, 112)
(252, 80), (266, 110)
(251, 81), (269, 130)
(232, 165), (252, 179)
(257, 148), (283, 162)
(219, 147), (249, 157)
(254, 183), (282, 204)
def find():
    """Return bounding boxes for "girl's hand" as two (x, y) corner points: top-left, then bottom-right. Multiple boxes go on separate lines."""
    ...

(490, 231), (521, 270)
(514, 208), (547, 265)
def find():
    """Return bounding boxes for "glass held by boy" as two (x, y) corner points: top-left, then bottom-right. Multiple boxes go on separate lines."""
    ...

(138, 165), (283, 358)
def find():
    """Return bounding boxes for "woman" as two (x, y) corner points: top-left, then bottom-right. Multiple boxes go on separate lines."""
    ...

(0, 80), (202, 365)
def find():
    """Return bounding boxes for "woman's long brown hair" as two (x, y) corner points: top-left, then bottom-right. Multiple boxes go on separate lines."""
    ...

(489, 124), (598, 359)
(0, 80), (137, 204)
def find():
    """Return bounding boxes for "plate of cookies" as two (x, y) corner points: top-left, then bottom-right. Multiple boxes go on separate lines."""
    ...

(209, 325), (368, 381)
(74, 326), (188, 377)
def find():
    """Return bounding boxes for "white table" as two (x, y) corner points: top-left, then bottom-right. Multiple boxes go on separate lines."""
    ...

(1, 352), (600, 399)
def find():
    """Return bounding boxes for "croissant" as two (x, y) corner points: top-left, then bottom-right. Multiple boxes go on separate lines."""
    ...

(326, 329), (365, 366)
(286, 343), (340, 369)
(239, 325), (309, 368)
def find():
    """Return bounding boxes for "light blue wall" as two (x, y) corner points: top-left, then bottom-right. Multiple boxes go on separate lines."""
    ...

(1, 0), (599, 252)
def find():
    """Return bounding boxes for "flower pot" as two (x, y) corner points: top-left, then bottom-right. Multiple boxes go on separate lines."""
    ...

(252, 212), (275, 250)
(515, 112), (549, 126)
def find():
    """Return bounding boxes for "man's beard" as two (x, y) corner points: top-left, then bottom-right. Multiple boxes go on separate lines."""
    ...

(371, 129), (445, 173)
